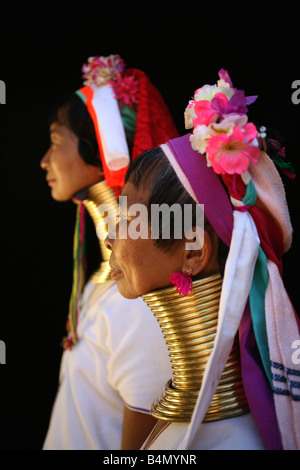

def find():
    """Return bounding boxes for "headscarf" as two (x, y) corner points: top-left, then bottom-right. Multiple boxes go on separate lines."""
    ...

(76, 55), (178, 187)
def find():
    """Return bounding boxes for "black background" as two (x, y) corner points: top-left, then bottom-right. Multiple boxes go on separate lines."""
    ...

(0, 3), (299, 450)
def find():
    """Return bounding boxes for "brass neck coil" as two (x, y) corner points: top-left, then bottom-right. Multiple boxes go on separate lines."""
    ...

(83, 180), (119, 284)
(142, 274), (249, 423)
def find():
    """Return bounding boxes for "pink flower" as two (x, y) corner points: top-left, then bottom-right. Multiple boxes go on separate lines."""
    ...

(206, 125), (260, 175)
(193, 100), (219, 127)
(110, 73), (139, 108)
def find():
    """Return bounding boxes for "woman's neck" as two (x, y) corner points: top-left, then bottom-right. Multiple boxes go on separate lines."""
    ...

(142, 274), (249, 423)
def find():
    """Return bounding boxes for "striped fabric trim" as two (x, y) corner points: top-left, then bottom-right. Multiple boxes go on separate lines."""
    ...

(75, 89), (87, 103)
(271, 360), (300, 401)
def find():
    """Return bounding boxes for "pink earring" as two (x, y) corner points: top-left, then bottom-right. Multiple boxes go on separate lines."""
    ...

(169, 267), (193, 296)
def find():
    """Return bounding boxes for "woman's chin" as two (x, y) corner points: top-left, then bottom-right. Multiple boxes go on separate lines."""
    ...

(51, 188), (71, 202)
(116, 281), (139, 300)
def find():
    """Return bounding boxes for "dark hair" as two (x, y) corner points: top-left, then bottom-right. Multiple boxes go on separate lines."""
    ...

(48, 93), (101, 167)
(125, 147), (229, 275)
(48, 92), (137, 169)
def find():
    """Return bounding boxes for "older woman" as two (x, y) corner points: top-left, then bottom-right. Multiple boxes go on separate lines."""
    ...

(106, 70), (300, 450)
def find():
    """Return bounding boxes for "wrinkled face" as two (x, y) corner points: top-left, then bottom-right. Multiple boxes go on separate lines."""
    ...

(105, 181), (185, 299)
(40, 122), (101, 201)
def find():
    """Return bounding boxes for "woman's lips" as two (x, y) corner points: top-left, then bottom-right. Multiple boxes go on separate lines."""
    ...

(110, 266), (122, 280)
(46, 177), (55, 186)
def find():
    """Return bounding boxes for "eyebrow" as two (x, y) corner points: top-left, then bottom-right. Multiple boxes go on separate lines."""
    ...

(50, 128), (64, 138)
(50, 128), (61, 135)
(49, 124), (66, 135)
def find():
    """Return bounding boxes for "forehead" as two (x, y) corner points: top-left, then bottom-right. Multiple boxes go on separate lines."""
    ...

(50, 122), (78, 142)
(50, 122), (72, 137)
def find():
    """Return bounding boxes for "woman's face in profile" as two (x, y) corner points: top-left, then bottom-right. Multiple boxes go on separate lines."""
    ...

(40, 122), (102, 201)
(105, 181), (185, 299)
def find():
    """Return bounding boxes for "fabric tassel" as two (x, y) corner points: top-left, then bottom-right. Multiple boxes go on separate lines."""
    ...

(169, 268), (193, 296)
(62, 199), (86, 350)
(267, 138), (296, 180)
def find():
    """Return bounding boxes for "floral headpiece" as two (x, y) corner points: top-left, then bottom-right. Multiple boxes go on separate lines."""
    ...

(185, 69), (260, 175)
(82, 54), (139, 109)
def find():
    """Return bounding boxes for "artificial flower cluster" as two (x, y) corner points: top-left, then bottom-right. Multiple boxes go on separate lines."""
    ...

(82, 54), (138, 109)
(82, 54), (125, 86)
(185, 69), (260, 175)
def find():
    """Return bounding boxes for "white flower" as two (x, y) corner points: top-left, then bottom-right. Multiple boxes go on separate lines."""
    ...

(194, 84), (217, 101)
(217, 78), (231, 89)
(190, 124), (211, 153)
(184, 102), (197, 129)
(194, 83), (234, 102)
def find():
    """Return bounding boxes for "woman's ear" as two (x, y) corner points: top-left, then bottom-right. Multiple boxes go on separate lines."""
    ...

(182, 229), (215, 278)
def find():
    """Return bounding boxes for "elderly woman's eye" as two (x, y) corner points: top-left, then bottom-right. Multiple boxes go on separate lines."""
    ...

(116, 213), (127, 223)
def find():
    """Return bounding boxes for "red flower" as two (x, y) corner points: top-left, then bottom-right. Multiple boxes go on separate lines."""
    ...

(110, 73), (139, 109)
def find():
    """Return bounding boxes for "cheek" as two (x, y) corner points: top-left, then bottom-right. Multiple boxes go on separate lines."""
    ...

(52, 151), (86, 196)
(142, 243), (185, 292)
(51, 151), (72, 179)
(124, 241), (175, 295)
(118, 240), (143, 276)
(52, 158), (76, 199)
(52, 138), (80, 174)
(115, 239), (150, 293)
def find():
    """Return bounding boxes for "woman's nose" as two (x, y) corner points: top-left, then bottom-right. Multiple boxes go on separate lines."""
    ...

(40, 149), (50, 170)
(104, 234), (114, 251)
